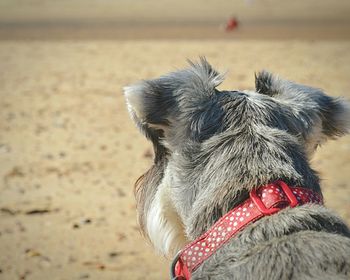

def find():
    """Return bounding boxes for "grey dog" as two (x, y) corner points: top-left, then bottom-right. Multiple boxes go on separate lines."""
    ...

(124, 58), (350, 279)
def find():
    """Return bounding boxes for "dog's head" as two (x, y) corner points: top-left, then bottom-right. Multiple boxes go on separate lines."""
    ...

(124, 58), (350, 255)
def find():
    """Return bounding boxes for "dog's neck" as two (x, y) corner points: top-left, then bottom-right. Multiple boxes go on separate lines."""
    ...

(172, 182), (324, 279)
(138, 127), (322, 256)
(180, 127), (321, 239)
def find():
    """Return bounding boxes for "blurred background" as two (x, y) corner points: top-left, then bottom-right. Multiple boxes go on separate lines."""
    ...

(0, 1), (349, 279)
(1, 0), (350, 39)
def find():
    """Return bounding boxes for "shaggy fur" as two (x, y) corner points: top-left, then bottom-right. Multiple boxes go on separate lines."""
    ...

(124, 58), (350, 279)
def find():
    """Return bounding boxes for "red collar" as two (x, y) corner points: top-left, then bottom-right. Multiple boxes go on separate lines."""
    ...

(171, 181), (323, 280)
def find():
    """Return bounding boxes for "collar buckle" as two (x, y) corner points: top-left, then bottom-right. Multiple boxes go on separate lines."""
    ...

(250, 180), (299, 215)
(171, 251), (187, 280)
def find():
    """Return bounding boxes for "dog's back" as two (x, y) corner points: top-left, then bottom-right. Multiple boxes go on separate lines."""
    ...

(195, 206), (350, 279)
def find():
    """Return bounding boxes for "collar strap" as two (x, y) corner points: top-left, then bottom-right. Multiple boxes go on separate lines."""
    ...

(171, 181), (323, 280)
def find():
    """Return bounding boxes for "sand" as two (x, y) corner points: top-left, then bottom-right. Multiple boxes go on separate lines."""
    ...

(0, 40), (349, 280)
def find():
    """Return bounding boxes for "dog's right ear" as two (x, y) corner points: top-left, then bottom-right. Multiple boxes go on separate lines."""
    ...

(255, 71), (350, 154)
(255, 70), (278, 97)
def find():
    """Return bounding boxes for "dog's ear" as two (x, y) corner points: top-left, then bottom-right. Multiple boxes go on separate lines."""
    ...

(124, 58), (225, 141)
(255, 71), (350, 148)
(255, 70), (278, 97)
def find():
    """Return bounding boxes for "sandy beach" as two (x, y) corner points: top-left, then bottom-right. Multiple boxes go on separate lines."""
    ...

(0, 39), (349, 280)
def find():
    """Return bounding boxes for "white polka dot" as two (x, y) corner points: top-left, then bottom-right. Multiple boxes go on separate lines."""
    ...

(217, 238), (221, 242)
(249, 203), (254, 207)
(205, 248), (210, 252)
(233, 222), (238, 226)
(192, 257), (196, 261)
(194, 246), (199, 251)
(211, 243), (215, 247)
(268, 189), (273, 193)
(262, 193), (266, 198)
(243, 208), (247, 212)
(201, 242), (206, 247)
(198, 252), (203, 256)
(208, 238), (212, 242)
(218, 226), (222, 231)
(236, 212), (241, 216)
(213, 232), (217, 237)
(222, 232), (226, 237)
(188, 251), (192, 255)
(239, 217), (244, 221)
(230, 217), (234, 221)
(246, 213), (250, 217)
(227, 227), (232, 231)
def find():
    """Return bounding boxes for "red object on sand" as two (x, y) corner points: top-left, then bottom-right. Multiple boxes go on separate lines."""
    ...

(225, 17), (239, 31)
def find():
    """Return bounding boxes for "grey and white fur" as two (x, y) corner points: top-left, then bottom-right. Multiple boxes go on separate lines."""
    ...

(124, 58), (350, 279)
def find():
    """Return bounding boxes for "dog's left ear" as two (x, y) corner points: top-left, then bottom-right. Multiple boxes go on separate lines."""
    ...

(124, 58), (225, 142)
(255, 71), (350, 144)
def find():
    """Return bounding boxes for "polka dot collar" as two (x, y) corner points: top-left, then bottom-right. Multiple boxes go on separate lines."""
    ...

(171, 181), (323, 280)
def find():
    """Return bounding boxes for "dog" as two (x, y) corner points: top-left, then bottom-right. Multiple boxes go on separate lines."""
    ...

(124, 58), (350, 279)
